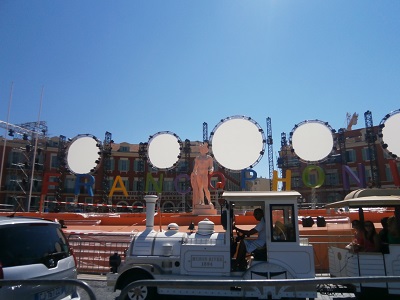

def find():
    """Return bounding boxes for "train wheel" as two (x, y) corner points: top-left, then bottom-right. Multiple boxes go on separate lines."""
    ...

(120, 275), (157, 300)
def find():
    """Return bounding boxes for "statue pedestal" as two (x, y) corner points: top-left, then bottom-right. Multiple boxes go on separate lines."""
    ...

(192, 204), (218, 215)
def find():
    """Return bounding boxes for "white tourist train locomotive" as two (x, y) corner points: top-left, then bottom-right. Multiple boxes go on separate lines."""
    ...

(107, 191), (317, 300)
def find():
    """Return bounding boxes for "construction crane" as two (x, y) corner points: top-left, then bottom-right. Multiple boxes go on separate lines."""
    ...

(346, 112), (359, 131)
(266, 117), (273, 191)
(203, 122), (208, 142)
(102, 131), (113, 203)
(364, 110), (381, 188)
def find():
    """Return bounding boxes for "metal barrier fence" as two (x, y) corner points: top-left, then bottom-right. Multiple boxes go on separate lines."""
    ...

(67, 233), (132, 274)
(0, 279), (96, 300)
(67, 232), (353, 275)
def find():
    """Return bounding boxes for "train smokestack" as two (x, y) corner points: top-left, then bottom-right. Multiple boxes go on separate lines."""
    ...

(144, 194), (158, 230)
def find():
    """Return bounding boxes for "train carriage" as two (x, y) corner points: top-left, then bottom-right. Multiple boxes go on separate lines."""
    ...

(326, 188), (400, 298)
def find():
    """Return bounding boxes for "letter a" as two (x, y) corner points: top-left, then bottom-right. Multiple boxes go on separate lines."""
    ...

(109, 175), (128, 197)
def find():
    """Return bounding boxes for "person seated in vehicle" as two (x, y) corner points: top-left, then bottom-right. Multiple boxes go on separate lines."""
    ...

(233, 208), (265, 271)
(387, 216), (400, 244)
(350, 219), (365, 252)
(362, 220), (381, 252)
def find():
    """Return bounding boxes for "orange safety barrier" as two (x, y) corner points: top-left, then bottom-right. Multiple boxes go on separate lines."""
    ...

(67, 232), (131, 274)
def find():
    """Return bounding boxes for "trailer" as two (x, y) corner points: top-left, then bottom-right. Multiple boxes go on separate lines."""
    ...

(107, 191), (317, 300)
(326, 188), (400, 298)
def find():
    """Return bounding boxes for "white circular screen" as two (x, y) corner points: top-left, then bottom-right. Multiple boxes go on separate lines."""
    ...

(147, 132), (181, 169)
(210, 116), (265, 171)
(66, 135), (101, 174)
(291, 121), (334, 162)
(381, 111), (400, 158)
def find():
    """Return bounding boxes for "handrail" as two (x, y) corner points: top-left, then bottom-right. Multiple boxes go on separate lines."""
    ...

(119, 276), (400, 299)
(0, 279), (96, 300)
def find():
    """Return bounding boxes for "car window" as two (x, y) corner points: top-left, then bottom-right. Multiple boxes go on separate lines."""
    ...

(0, 223), (71, 268)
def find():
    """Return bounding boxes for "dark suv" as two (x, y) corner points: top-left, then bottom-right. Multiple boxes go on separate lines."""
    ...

(0, 216), (80, 300)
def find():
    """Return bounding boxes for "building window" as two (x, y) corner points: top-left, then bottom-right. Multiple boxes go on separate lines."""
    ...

(48, 176), (59, 190)
(177, 181), (189, 193)
(177, 161), (189, 173)
(119, 146), (130, 152)
(292, 176), (301, 188)
(307, 173), (317, 186)
(346, 149), (356, 163)
(364, 168), (372, 179)
(118, 159), (129, 172)
(288, 157), (300, 168)
(386, 164), (393, 182)
(361, 148), (371, 161)
(9, 151), (22, 164)
(105, 158), (115, 171)
(163, 180), (174, 192)
(5, 174), (15, 190)
(133, 180), (140, 192)
(325, 172), (339, 186)
(103, 158), (114, 171)
(121, 177), (129, 191)
(147, 181), (155, 192)
(133, 179), (146, 192)
(65, 177), (75, 193)
(134, 160), (144, 172)
(50, 153), (59, 168)
(384, 163), (400, 182)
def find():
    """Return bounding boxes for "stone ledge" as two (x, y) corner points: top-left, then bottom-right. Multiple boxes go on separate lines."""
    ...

(192, 204), (218, 215)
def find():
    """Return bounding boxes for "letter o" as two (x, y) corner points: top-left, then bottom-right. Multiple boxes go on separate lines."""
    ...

(302, 165), (325, 188)
(174, 173), (191, 194)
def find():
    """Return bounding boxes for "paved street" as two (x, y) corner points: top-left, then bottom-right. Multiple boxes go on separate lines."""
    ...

(77, 274), (356, 300)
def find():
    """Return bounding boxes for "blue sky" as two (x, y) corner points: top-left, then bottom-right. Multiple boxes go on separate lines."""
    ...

(1, 1), (399, 178)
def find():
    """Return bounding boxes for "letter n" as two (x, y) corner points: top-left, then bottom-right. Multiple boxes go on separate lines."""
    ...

(145, 172), (163, 193)
(342, 163), (366, 190)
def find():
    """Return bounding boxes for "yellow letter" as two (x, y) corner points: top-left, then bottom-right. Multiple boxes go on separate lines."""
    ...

(272, 170), (292, 191)
(108, 175), (128, 197)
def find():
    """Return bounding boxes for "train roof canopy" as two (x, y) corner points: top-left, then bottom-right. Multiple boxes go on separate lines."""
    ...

(326, 188), (400, 208)
(344, 188), (400, 199)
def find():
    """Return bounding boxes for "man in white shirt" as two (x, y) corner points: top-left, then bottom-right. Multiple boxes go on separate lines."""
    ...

(234, 208), (266, 270)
